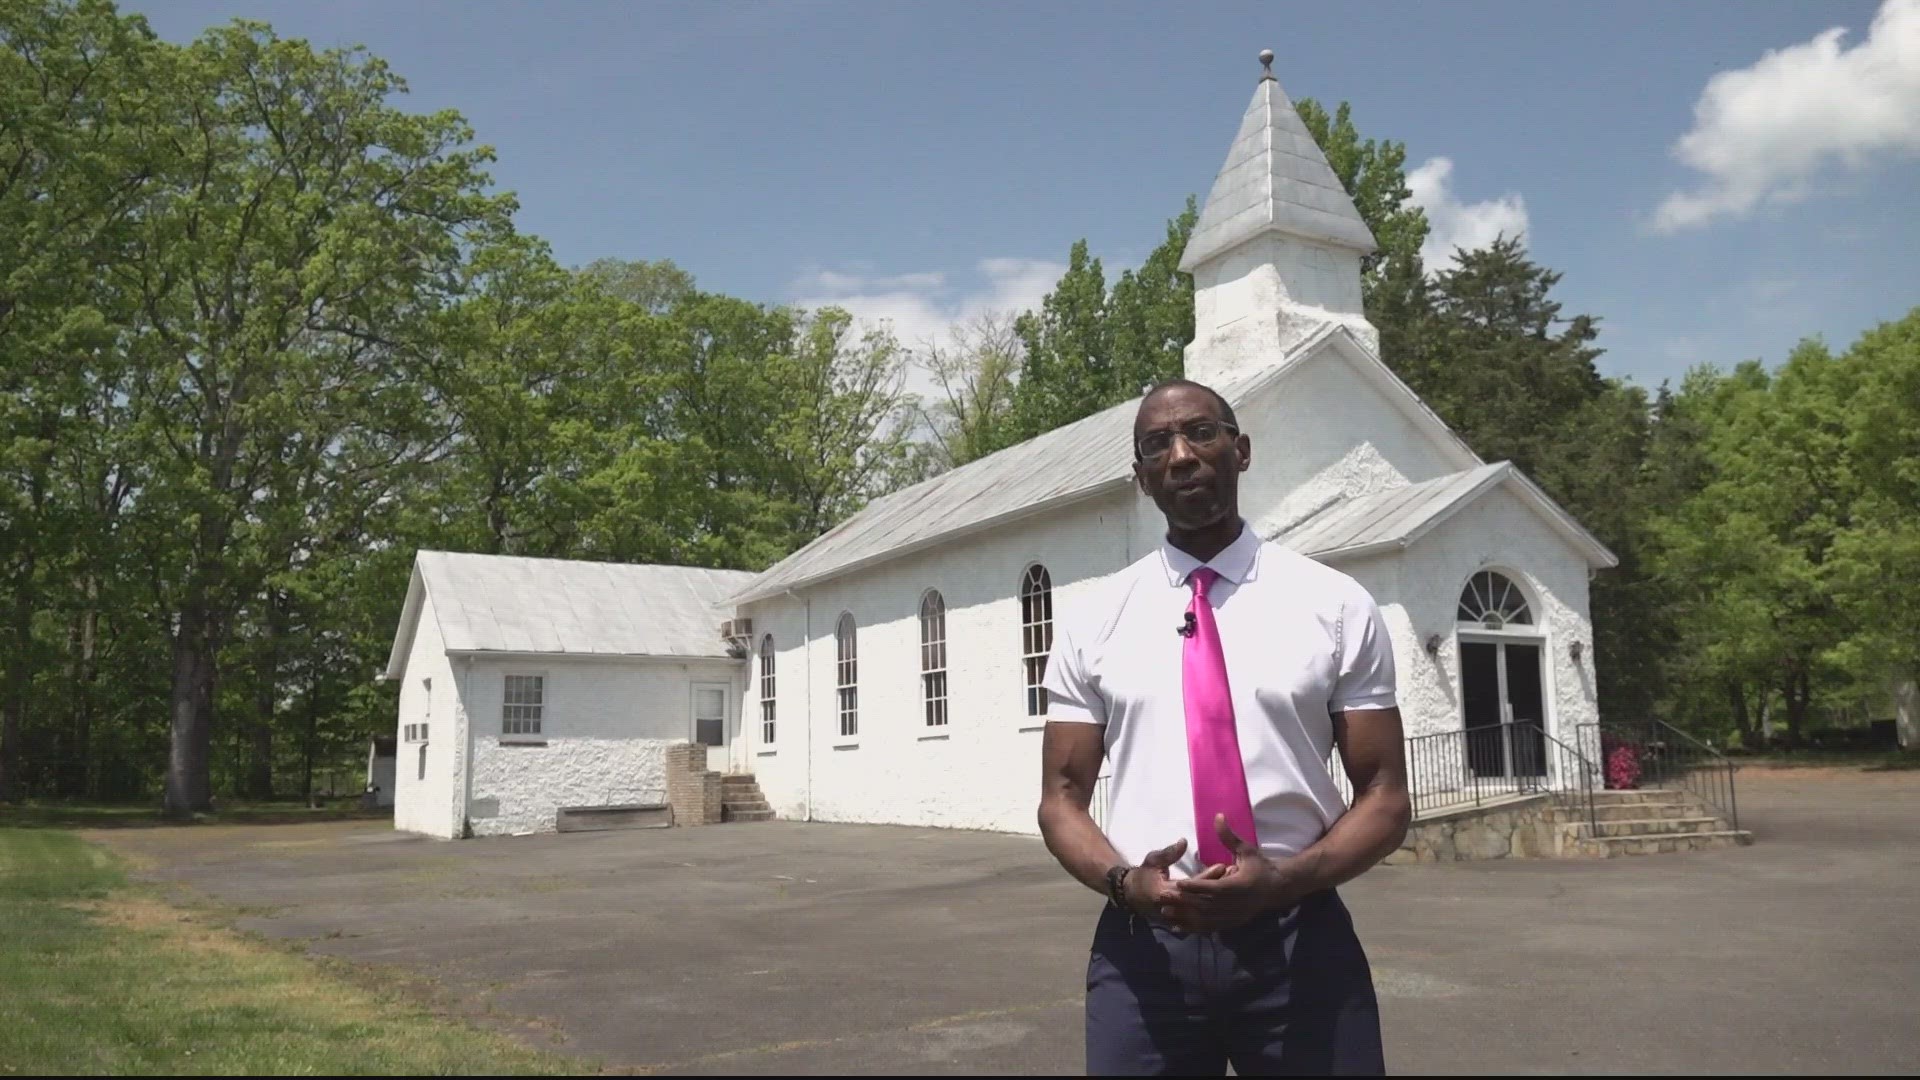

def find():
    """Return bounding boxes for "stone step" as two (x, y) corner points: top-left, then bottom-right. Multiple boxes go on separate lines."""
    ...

(1568, 801), (1708, 822)
(721, 774), (760, 787)
(1588, 788), (1692, 804)
(723, 807), (775, 823)
(1563, 816), (1726, 839)
(1567, 830), (1753, 858)
(723, 799), (771, 813)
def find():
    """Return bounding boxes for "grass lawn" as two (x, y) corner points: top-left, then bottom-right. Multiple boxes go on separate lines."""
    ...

(0, 799), (389, 831)
(0, 825), (585, 1076)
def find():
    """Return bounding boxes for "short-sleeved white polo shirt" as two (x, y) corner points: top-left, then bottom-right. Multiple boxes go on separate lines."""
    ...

(1042, 522), (1397, 877)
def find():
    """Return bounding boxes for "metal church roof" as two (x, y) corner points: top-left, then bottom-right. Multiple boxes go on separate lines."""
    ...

(383, 551), (757, 679)
(1273, 462), (1618, 567)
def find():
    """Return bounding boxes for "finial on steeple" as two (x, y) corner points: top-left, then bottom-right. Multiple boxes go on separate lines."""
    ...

(1258, 48), (1276, 82)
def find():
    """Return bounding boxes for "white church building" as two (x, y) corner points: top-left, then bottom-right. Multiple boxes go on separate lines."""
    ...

(383, 59), (1616, 839)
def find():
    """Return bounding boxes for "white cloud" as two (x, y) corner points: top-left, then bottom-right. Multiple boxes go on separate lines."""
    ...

(1406, 157), (1530, 270)
(790, 257), (1064, 400)
(793, 269), (948, 292)
(1652, 0), (1920, 233)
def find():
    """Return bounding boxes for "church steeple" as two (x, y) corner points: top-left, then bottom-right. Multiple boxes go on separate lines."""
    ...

(1181, 49), (1380, 385)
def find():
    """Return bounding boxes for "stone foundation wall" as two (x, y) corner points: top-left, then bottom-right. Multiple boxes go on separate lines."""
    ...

(1383, 795), (1562, 863)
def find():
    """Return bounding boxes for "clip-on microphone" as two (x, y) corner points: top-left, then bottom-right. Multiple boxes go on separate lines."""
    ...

(1176, 611), (1197, 638)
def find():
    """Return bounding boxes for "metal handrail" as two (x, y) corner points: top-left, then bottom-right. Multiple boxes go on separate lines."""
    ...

(1334, 720), (1598, 833)
(1581, 718), (1740, 830)
(1092, 720), (1606, 837)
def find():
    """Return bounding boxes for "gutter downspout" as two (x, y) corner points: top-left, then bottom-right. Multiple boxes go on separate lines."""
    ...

(458, 655), (476, 839)
(785, 587), (813, 823)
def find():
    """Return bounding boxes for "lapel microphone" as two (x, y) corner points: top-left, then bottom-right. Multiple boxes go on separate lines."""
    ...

(1176, 611), (1197, 638)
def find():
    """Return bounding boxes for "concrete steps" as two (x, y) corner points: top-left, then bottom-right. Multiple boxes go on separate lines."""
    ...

(721, 774), (774, 823)
(1563, 816), (1724, 838)
(1552, 787), (1752, 856)
(1566, 830), (1754, 858)
(1586, 800), (1705, 821)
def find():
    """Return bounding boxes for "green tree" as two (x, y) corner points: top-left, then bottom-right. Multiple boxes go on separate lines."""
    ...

(579, 256), (695, 315)
(108, 22), (513, 813)
(1652, 345), (1869, 743)
(1004, 240), (1110, 444)
(1826, 310), (1920, 724)
(764, 307), (918, 551)
(1293, 98), (1429, 306)
(1105, 195), (1200, 397)
(0, 0), (159, 797)
(917, 313), (1022, 469)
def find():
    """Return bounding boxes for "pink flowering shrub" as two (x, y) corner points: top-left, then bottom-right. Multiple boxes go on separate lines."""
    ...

(1602, 735), (1643, 790)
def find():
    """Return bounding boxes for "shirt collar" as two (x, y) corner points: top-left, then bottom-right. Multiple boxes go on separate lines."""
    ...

(1160, 520), (1261, 589)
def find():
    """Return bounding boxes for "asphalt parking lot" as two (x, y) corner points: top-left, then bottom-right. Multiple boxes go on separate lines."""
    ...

(98, 769), (1920, 1074)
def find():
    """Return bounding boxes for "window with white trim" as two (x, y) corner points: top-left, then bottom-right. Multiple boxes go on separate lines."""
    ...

(920, 590), (948, 727)
(835, 613), (858, 738)
(759, 634), (776, 745)
(1457, 570), (1533, 629)
(1021, 564), (1053, 717)
(503, 674), (545, 736)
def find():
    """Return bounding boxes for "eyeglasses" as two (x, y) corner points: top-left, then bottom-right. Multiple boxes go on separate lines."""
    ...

(1135, 419), (1238, 461)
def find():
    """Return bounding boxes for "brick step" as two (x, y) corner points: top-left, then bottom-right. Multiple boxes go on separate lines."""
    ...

(723, 799), (771, 813)
(723, 807), (775, 822)
(1562, 816), (1727, 839)
(721, 774), (760, 787)
(1567, 830), (1753, 858)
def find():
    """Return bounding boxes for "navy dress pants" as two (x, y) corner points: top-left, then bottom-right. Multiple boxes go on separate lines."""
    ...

(1085, 889), (1385, 1076)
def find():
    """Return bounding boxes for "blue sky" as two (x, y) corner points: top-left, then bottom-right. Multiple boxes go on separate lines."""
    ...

(131, 0), (1919, 392)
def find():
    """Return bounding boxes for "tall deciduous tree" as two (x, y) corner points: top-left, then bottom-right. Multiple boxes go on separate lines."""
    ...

(1105, 196), (1199, 398)
(916, 313), (1023, 470)
(1293, 97), (1429, 306)
(109, 23), (512, 813)
(1005, 240), (1110, 445)
(0, 0), (157, 797)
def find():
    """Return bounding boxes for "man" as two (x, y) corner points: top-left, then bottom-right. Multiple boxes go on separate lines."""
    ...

(1037, 379), (1412, 1076)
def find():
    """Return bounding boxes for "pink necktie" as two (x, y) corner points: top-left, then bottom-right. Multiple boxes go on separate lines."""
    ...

(1184, 567), (1259, 868)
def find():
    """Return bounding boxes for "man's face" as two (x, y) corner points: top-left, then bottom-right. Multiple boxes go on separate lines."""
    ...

(1132, 385), (1251, 532)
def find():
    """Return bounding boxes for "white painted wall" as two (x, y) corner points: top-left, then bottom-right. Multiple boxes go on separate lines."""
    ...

(1237, 344), (1468, 543)
(394, 593), (460, 838)
(460, 654), (743, 837)
(1383, 483), (1600, 750)
(740, 488), (1144, 832)
(732, 450), (1601, 835)
(1186, 236), (1378, 386)
(364, 745), (396, 808)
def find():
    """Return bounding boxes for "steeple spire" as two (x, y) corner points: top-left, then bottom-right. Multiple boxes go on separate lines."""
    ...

(1181, 50), (1380, 384)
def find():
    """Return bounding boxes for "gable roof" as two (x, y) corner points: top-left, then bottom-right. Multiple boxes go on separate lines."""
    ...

(730, 324), (1484, 606)
(1273, 461), (1618, 568)
(383, 551), (756, 680)
(1179, 70), (1378, 273)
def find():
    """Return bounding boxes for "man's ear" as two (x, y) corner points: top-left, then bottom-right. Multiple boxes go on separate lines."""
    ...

(1236, 434), (1253, 473)
(1132, 459), (1150, 495)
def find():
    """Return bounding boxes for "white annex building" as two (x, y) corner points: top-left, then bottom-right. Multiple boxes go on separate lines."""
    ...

(383, 59), (1616, 839)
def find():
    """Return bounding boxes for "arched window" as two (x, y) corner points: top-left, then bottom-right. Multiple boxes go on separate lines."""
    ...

(758, 635), (776, 745)
(920, 590), (948, 727)
(1020, 565), (1054, 717)
(835, 613), (858, 737)
(1457, 570), (1533, 629)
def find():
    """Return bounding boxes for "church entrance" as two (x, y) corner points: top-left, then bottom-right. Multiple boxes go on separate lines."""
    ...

(1456, 570), (1548, 781)
(1459, 639), (1547, 779)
